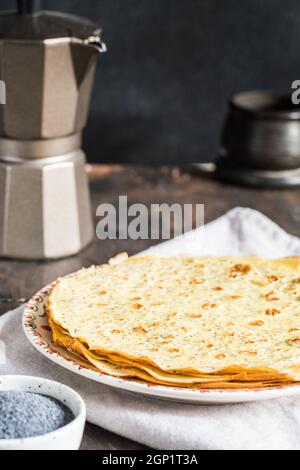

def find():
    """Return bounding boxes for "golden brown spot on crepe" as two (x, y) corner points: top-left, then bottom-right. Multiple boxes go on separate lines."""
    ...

(134, 326), (148, 334)
(249, 320), (265, 326)
(111, 329), (121, 334)
(289, 328), (300, 332)
(167, 312), (177, 318)
(252, 279), (267, 287)
(287, 337), (300, 347)
(265, 308), (281, 316)
(226, 295), (242, 300)
(168, 348), (179, 353)
(240, 350), (258, 355)
(251, 275), (278, 287)
(215, 353), (226, 359)
(266, 275), (279, 283)
(262, 290), (273, 298)
(132, 303), (143, 309)
(202, 303), (217, 308)
(262, 291), (280, 301)
(96, 303), (108, 307)
(212, 286), (223, 291)
(229, 263), (252, 278)
(190, 278), (205, 285)
(99, 290), (107, 295)
(191, 313), (202, 318)
(285, 286), (295, 292)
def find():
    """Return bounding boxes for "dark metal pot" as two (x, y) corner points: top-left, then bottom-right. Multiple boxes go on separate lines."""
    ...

(218, 91), (300, 171)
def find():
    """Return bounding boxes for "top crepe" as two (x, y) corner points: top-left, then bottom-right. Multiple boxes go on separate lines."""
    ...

(48, 255), (300, 385)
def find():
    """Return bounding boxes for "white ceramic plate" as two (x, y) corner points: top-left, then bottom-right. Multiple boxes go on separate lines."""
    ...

(22, 283), (300, 404)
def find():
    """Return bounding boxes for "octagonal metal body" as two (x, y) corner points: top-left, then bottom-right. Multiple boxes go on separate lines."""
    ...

(0, 150), (93, 259)
(0, 39), (98, 139)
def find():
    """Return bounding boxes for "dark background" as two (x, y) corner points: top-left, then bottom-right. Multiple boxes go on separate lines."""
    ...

(0, 0), (299, 164)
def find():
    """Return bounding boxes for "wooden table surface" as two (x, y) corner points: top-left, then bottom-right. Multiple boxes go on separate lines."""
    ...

(1, 164), (300, 449)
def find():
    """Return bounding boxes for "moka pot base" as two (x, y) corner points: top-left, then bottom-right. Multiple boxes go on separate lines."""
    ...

(0, 134), (94, 260)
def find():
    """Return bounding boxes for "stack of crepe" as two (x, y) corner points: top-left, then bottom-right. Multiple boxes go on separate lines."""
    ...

(48, 254), (300, 389)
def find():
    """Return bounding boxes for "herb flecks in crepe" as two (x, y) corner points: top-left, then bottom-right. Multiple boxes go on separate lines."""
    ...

(48, 255), (300, 389)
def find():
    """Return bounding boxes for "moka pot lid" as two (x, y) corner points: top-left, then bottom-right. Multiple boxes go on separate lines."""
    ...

(0, 1), (102, 42)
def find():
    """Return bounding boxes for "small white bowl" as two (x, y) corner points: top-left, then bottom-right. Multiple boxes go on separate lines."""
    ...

(0, 375), (86, 450)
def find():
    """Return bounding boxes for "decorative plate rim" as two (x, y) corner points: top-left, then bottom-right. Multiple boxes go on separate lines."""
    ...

(22, 283), (300, 404)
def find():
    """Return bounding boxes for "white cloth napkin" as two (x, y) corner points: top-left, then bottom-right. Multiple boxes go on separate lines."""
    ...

(2, 206), (300, 450)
